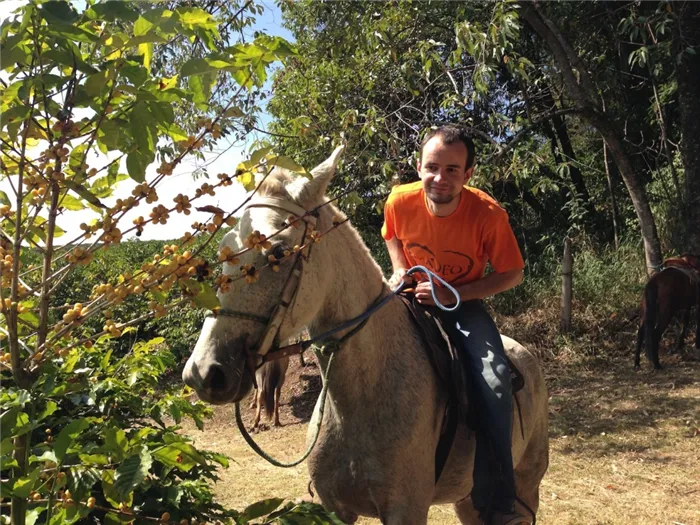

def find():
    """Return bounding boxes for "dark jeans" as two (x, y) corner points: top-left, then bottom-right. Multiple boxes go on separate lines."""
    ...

(436, 300), (515, 513)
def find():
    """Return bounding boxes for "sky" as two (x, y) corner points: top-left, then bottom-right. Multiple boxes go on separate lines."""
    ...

(1, 0), (296, 242)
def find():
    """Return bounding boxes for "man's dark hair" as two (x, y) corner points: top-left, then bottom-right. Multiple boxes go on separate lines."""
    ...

(419, 125), (476, 170)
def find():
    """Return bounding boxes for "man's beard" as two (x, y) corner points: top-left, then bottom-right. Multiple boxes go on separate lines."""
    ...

(426, 189), (457, 205)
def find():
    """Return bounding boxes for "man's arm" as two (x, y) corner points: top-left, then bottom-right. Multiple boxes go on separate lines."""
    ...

(415, 268), (523, 306)
(385, 236), (410, 287)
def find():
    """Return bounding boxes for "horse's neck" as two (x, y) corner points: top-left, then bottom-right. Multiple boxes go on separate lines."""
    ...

(310, 214), (386, 330)
(306, 214), (412, 404)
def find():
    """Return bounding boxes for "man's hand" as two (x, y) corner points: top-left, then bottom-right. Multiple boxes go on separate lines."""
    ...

(388, 268), (412, 289)
(414, 281), (459, 306)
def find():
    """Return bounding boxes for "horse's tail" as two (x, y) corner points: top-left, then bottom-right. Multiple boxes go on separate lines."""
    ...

(644, 280), (658, 363)
(260, 360), (285, 420)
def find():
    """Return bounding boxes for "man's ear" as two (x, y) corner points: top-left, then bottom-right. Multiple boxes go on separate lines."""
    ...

(464, 166), (475, 184)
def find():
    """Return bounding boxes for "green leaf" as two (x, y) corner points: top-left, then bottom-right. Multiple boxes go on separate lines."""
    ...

(40, 1), (79, 24)
(267, 154), (308, 174)
(131, 101), (157, 154)
(250, 146), (272, 166)
(139, 42), (153, 70)
(192, 282), (220, 310)
(38, 401), (58, 421)
(188, 73), (213, 109)
(101, 469), (131, 509)
(238, 171), (255, 191)
(85, 70), (110, 98)
(91, 2), (139, 22)
(1, 456), (19, 470)
(12, 469), (40, 498)
(59, 193), (86, 211)
(47, 23), (98, 43)
(64, 180), (106, 209)
(177, 7), (217, 29)
(242, 498), (284, 521)
(104, 427), (128, 461)
(152, 442), (205, 471)
(121, 63), (148, 87)
(181, 56), (234, 77)
(78, 453), (110, 466)
(0, 190), (10, 205)
(68, 466), (101, 502)
(133, 16), (153, 37)
(147, 101), (174, 127)
(126, 150), (152, 183)
(54, 418), (90, 462)
(26, 508), (43, 525)
(113, 446), (152, 500)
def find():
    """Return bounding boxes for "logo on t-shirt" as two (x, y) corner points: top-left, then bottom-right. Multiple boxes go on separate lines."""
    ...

(405, 243), (475, 283)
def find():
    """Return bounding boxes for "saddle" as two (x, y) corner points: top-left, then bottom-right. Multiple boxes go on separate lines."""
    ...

(662, 257), (700, 285)
(397, 293), (525, 483)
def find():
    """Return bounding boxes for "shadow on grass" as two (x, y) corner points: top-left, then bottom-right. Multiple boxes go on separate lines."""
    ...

(547, 356), (700, 457)
(288, 371), (322, 423)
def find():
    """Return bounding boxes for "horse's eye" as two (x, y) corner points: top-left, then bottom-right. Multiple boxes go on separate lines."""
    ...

(270, 244), (289, 261)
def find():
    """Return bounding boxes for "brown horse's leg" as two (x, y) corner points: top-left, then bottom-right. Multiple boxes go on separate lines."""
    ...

(651, 311), (672, 370)
(676, 309), (690, 352)
(252, 390), (262, 430)
(634, 319), (645, 369)
(695, 287), (700, 350)
(273, 386), (282, 426)
(644, 283), (664, 370)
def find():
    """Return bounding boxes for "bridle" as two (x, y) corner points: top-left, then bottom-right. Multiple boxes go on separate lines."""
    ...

(212, 197), (322, 386)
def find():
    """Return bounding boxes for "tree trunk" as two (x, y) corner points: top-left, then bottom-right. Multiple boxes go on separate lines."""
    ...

(561, 237), (573, 333)
(603, 140), (620, 249)
(520, 3), (663, 273)
(675, 2), (700, 254)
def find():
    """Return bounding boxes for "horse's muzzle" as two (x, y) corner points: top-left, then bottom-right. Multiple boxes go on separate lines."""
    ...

(183, 356), (253, 405)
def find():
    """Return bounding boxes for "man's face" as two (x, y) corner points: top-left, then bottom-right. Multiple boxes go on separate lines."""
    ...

(417, 137), (473, 205)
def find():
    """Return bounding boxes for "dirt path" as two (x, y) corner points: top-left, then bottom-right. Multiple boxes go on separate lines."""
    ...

(182, 354), (700, 525)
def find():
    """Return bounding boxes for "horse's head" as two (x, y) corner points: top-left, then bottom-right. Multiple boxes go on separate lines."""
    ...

(182, 146), (344, 404)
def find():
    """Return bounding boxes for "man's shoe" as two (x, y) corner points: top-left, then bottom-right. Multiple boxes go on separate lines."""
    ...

(484, 509), (532, 525)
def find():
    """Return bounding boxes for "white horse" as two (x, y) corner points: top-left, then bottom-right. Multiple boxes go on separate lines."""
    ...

(183, 148), (549, 524)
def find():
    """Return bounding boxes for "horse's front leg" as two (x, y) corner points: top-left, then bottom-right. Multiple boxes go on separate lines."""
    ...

(676, 309), (690, 352)
(380, 504), (430, 525)
(634, 321), (644, 368)
(695, 300), (700, 350)
(377, 465), (434, 525)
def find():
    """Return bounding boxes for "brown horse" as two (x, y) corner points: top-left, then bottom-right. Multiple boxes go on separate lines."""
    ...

(634, 254), (700, 369)
(250, 357), (290, 429)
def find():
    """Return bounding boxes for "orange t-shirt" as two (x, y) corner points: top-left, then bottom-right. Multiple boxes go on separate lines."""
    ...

(381, 181), (524, 287)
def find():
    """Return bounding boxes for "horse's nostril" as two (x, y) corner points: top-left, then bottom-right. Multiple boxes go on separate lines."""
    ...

(205, 365), (228, 393)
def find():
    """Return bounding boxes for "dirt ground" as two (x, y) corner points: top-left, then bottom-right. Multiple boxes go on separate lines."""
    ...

(181, 349), (700, 525)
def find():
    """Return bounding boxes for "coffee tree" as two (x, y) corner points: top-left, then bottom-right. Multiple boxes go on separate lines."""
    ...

(1, 1), (342, 524)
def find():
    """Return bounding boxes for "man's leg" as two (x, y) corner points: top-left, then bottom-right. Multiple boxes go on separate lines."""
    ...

(441, 300), (519, 519)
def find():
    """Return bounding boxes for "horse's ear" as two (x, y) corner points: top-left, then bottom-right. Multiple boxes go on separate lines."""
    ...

(296, 145), (344, 205)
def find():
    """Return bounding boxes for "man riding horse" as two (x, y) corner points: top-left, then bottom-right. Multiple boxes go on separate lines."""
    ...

(383, 125), (529, 525)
